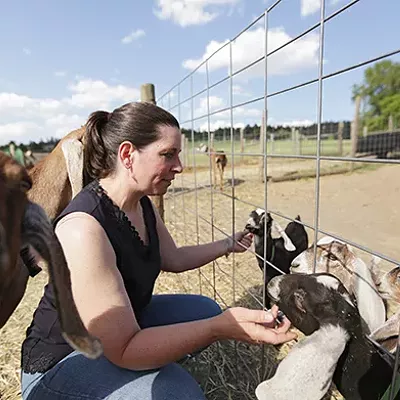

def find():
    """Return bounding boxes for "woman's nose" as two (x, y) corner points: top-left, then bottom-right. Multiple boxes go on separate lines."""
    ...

(173, 156), (183, 173)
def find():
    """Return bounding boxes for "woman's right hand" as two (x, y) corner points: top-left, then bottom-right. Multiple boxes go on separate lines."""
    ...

(213, 305), (298, 345)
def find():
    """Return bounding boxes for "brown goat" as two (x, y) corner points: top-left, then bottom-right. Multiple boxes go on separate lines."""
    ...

(198, 143), (228, 191)
(0, 151), (102, 359)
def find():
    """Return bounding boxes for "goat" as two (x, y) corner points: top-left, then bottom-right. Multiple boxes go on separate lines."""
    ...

(370, 265), (400, 353)
(244, 209), (308, 288)
(27, 126), (91, 222)
(0, 151), (102, 359)
(265, 272), (400, 400)
(198, 143), (228, 191)
(290, 236), (386, 334)
(256, 323), (349, 400)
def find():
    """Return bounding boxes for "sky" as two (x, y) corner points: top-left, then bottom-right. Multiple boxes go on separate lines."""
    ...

(0, 0), (399, 145)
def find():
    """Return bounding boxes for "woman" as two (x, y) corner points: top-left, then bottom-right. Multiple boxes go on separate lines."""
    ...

(20, 101), (296, 399)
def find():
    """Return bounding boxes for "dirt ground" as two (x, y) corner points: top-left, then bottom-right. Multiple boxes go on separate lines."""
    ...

(0, 159), (399, 400)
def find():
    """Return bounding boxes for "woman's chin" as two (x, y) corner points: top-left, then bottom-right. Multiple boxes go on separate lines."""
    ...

(150, 181), (172, 195)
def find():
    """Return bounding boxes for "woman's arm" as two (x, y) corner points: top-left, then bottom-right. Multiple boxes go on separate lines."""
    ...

(55, 213), (294, 372)
(152, 202), (253, 273)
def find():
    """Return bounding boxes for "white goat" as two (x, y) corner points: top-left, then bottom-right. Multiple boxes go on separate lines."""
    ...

(256, 323), (349, 400)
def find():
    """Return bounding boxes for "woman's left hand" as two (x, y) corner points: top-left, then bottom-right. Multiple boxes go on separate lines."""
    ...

(225, 231), (253, 255)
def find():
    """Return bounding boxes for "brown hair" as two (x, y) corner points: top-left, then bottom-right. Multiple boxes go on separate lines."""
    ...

(84, 101), (180, 179)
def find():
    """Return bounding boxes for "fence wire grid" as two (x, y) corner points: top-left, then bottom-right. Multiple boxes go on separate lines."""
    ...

(156, 1), (400, 399)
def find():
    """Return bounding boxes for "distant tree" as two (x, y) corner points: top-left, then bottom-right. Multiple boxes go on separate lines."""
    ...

(352, 60), (400, 131)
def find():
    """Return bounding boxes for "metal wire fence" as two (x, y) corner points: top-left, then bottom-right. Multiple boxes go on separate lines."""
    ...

(155, 1), (400, 399)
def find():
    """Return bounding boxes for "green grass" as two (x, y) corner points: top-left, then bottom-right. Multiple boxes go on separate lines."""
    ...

(181, 139), (352, 168)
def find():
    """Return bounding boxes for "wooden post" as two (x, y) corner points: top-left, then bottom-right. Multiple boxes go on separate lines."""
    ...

(181, 134), (186, 168)
(240, 127), (244, 163)
(389, 114), (394, 132)
(350, 95), (361, 171)
(259, 113), (265, 182)
(140, 83), (165, 221)
(185, 137), (189, 168)
(337, 121), (344, 156)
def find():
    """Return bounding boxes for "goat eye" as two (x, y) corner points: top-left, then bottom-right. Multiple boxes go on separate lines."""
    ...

(20, 179), (32, 191)
(327, 253), (338, 261)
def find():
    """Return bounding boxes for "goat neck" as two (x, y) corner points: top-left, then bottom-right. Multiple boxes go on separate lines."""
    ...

(351, 255), (386, 334)
(256, 324), (349, 400)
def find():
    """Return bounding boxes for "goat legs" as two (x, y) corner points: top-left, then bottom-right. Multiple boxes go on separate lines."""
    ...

(218, 163), (224, 191)
(21, 201), (103, 359)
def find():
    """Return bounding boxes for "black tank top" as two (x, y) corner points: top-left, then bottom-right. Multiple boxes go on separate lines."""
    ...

(21, 180), (161, 374)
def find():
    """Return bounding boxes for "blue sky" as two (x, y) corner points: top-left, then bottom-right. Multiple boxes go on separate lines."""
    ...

(0, 0), (398, 145)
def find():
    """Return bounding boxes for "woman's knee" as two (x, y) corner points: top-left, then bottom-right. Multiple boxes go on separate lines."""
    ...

(192, 295), (222, 319)
(151, 363), (206, 400)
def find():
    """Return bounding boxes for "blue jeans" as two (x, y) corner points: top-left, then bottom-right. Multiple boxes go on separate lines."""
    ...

(21, 294), (222, 399)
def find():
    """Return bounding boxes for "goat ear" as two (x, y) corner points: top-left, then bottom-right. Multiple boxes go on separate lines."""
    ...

(294, 289), (307, 313)
(370, 313), (400, 350)
(271, 220), (296, 251)
(369, 256), (382, 285)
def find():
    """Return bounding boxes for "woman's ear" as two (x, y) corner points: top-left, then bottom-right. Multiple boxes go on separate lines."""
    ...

(119, 141), (135, 169)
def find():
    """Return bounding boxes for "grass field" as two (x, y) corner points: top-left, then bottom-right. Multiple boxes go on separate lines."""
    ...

(182, 138), (352, 168)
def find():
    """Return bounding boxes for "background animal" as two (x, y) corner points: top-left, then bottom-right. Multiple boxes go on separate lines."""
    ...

(245, 209), (308, 287)
(198, 143), (228, 191)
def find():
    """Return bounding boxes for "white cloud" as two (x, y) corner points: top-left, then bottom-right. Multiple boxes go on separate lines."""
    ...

(121, 29), (145, 44)
(0, 78), (141, 145)
(232, 84), (251, 96)
(153, 0), (239, 27)
(0, 93), (63, 118)
(195, 95), (225, 116)
(193, 95), (261, 125)
(23, 48), (31, 56)
(182, 26), (319, 77)
(199, 120), (244, 131)
(269, 118), (314, 127)
(0, 122), (41, 142)
(54, 71), (67, 78)
(45, 113), (85, 137)
(301, 0), (320, 17)
(67, 79), (140, 109)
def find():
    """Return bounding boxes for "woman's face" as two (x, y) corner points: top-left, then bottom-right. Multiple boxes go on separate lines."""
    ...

(128, 125), (183, 195)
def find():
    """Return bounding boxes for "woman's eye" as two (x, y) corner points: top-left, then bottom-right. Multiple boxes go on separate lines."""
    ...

(163, 153), (174, 159)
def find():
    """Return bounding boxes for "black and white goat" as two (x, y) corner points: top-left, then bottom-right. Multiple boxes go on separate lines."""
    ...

(261, 272), (400, 400)
(245, 209), (308, 285)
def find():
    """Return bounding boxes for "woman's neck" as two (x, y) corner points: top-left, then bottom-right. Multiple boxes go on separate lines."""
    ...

(99, 176), (143, 213)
